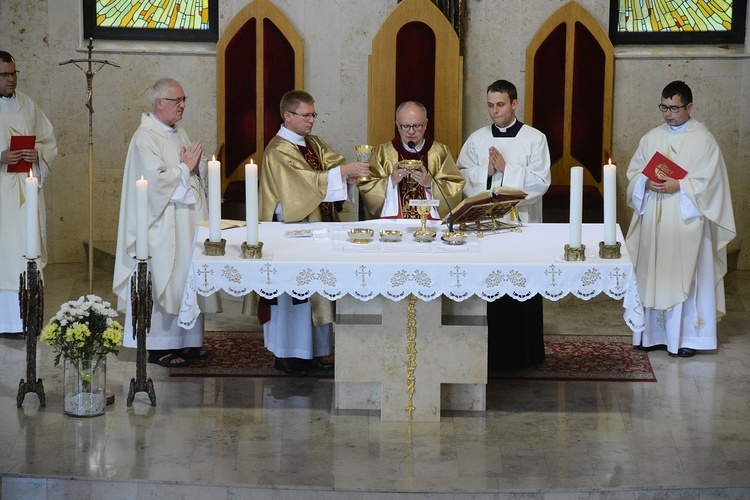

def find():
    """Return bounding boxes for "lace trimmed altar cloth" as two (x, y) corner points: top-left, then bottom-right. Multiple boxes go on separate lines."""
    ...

(179, 220), (644, 335)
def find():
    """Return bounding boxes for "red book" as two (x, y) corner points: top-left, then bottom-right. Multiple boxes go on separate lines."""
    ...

(7, 135), (36, 173)
(642, 151), (687, 182)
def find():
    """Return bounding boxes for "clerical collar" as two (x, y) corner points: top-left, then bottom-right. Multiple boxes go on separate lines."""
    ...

(667, 119), (690, 135)
(492, 119), (523, 137)
(401, 139), (425, 152)
(0, 93), (13, 99)
(278, 125), (306, 146)
(149, 113), (176, 133)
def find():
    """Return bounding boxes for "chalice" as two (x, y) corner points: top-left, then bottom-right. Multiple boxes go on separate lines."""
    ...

(409, 200), (438, 242)
(355, 144), (374, 182)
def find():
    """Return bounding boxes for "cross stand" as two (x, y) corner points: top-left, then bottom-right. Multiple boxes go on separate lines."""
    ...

(59, 38), (120, 294)
(126, 259), (156, 406)
(17, 258), (46, 407)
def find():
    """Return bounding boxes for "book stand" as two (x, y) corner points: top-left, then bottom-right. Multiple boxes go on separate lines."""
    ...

(448, 199), (525, 236)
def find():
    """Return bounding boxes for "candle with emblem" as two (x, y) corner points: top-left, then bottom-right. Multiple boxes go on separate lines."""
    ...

(603, 159), (617, 245)
(208, 155), (222, 242)
(245, 160), (259, 245)
(24, 170), (39, 258)
(569, 166), (583, 248)
(135, 176), (149, 260)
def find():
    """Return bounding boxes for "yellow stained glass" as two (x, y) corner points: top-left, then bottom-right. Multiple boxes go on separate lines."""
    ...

(617, 0), (734, 32)
(95, 0), (210, 30)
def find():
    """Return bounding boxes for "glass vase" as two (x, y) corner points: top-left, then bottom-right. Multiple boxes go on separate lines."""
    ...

(63, 356), (106, 417)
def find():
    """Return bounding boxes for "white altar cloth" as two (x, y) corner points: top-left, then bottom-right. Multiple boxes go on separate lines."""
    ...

(179, 221), (644, 334)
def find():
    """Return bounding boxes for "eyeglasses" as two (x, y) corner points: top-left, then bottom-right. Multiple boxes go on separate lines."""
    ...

(658, 104), (687, 113)
(398, 122), (426, 132)
(0, 70), (19, 79)
(288, 111), (318, 120)
(161, 96), (187, 104)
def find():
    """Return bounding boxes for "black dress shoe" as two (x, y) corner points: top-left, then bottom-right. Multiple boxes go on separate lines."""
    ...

(677, 348), (696, 358)
(308, 357), (334, 371)
(274, 357), (308, 376)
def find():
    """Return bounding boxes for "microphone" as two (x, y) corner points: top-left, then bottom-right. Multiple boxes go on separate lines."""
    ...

(407, 140), (455, 232)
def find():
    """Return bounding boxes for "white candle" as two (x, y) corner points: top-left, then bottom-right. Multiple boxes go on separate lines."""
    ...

(246, 160), (259, 245)
(135, 176), (149, 260)
(569, 166), (583, 248)
(24, 170), (39, 259)
(208, 156), (222, 242)
(603, 161), (617, 246)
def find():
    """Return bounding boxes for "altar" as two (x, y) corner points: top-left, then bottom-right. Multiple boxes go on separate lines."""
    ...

(180, 220), (644, 421)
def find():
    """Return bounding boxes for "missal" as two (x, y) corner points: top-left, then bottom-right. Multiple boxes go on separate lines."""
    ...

(7, 135), (36, 173)
(445, 186), (527, 226)
(642, 151), (687, 183)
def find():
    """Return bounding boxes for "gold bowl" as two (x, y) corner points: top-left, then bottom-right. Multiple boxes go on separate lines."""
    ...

(400, 159), (423, 171)
(379, 229), (403, 242)
(413, 228), (436, 242)
(348, 227), (374, 243)
(441, 231), (468, 245)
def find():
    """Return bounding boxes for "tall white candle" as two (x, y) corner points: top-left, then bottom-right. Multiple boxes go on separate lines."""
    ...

(603, 161), (617, 245)
(569, 166), (583, 248)
(24, 171), (39, 259)
(245, 160), (259, 245)
(208, 156), (222, 242)
(135, 176), (149, 260)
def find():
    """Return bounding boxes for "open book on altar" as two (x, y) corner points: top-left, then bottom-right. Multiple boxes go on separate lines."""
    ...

(642, 151), (687, 182)
(444, 186), (527, 227)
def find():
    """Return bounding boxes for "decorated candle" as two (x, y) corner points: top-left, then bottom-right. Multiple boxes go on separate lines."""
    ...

(208, 156), (222, 242)
(135, 176), (149, 260)
(569, 166), (583, 248)
(245, 160), (259, 245)
(24, 170), (39, 258)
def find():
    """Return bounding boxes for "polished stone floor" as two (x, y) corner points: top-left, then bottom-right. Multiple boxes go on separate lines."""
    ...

(1, 263), (750, 499)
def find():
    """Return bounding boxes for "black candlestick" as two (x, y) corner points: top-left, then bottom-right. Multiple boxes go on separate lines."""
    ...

(17, 258), (46, 407)
(126, 259), (157, 406)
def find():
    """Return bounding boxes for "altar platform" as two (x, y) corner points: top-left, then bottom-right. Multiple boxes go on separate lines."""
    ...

(2, 262), (750, 498)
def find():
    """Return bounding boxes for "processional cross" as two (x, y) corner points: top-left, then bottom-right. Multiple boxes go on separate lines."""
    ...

(59, 38), (120, 294)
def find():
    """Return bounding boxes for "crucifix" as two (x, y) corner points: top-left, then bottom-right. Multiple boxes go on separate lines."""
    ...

(59, 38), (120, 294)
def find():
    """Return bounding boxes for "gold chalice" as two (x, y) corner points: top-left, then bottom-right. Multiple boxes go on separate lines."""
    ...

(355, 144), (374, 182)
(413, 205), (436, 242)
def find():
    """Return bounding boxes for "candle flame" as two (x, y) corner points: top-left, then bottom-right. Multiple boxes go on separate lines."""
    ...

(212, 155), (216, 161)
(140, 175), (144, 181)
(250, 159), (255, 165)
(28, 169), (34, 178)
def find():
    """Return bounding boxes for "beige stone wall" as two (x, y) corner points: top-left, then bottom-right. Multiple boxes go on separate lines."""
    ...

(1, 0), (748, 268)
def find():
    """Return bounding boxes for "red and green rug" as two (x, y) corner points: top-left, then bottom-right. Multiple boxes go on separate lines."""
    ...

(169, 331), (655, 382)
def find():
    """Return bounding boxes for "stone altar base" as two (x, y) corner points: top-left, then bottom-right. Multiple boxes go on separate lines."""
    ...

(335, 295), (487, 422)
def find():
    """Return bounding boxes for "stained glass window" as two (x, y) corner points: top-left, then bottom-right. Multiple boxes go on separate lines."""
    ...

(609, 0), (747, 44)
(83, 0), (219, 42)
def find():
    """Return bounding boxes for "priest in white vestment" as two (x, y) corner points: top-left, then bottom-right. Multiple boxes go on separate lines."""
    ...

(456, 79), (551, 371)
(113, 78), (220, 367)
(626, 80), (735, 358)
(0, 51), (57, 334)
(252, 90), (369, 375)
(359, 101), (464, 221)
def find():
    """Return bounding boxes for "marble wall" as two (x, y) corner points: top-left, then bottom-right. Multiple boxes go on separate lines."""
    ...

(1, 0), (748, 268)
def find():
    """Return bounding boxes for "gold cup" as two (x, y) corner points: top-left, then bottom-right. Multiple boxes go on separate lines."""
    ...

(355, 144), (374, 182)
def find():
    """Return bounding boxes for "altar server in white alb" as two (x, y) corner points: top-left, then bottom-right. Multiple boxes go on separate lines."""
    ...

(113, 78), (220, 368)
(625, 80), (735, 358)
(456, 79), (550, 371)
(0, 51), (57, 334)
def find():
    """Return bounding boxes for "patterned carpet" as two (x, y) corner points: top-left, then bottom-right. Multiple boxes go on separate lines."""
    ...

(169, 331), (655, 382)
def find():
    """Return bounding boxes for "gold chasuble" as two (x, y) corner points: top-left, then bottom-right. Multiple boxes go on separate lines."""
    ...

(360, 137), (464, 220)
(259, 134), (346, 223)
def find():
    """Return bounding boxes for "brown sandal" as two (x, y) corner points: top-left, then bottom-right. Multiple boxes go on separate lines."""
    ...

(148, 353), (188, 368)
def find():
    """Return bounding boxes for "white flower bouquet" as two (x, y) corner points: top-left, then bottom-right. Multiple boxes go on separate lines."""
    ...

(41, 295), (124, 366)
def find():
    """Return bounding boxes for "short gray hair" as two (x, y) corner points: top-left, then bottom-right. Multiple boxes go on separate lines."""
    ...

(148, 78), (180, 107)
(395, 101), (427, 121)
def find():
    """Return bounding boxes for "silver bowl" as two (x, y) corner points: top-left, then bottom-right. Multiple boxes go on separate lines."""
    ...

(379, 229), (403, 242)
(441, 231), (468, 245)
(348, 227), (374, 244)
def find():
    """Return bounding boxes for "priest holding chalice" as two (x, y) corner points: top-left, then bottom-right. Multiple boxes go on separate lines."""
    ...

(359, 101), (464, 220)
